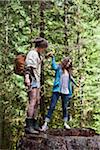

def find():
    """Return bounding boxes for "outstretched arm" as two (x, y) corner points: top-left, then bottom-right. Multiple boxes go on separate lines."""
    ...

(51, 56), (58, 70)
(41, 51), (58, 70)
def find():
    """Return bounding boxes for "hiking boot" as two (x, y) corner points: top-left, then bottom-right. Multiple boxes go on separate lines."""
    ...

(25, 126), (39, 134)
(25, 118), (39, 134)
(33, 118), (40, 131)
(64, 122), (71, 129)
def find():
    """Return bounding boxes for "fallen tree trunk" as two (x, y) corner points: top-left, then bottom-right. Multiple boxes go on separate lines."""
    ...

(17, 128), (100, 150)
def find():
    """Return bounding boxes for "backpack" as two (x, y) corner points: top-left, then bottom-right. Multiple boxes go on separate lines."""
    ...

(14, 54), (26, 76)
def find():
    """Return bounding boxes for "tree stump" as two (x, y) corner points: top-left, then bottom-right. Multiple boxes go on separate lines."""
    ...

(17, 128), (100, 150)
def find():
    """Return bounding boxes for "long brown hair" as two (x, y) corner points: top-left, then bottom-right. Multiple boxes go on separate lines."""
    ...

(61, 57), (72, 74)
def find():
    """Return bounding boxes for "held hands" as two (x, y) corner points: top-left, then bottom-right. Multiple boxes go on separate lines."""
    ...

(45, 51), (54, 58)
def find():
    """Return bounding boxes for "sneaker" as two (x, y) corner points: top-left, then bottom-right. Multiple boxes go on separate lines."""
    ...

(40, 124), (48, 132)
(64, 123), (71, 129)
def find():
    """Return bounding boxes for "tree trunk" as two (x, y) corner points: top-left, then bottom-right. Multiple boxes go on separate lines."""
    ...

(40, 0), (45, 38)
(64, 0), (69, 55)
(29, 0), (34, 48)
(39, 0), (46, 124)
(0, 105), (3, 148)
(0, 2), (10, 149)
(76, 6), (84, 128)
(17, 128), (100, 150)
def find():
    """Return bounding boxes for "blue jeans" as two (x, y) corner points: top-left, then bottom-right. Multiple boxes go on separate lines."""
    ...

(45, 92), (71, 122)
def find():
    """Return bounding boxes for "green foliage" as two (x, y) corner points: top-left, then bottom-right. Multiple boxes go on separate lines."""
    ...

(0, 0), (100, 149)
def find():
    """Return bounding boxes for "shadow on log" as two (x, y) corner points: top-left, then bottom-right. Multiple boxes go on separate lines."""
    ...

(17, 128), (100, 150)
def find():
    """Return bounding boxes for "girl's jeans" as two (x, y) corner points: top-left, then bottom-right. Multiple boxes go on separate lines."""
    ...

(45, 92), (71, 122)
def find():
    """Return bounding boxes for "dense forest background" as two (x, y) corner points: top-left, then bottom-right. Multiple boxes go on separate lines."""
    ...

(0, 0), (100, 149)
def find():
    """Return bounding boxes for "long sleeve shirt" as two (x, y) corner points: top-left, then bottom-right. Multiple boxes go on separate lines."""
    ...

(51, 56), (77, 96)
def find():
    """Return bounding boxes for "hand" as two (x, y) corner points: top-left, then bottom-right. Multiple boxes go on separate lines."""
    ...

(45, 51), (54, 58)
(76, 81), (80, 87)
(25, 74), (30, 87)
(77, 83), (80, 87)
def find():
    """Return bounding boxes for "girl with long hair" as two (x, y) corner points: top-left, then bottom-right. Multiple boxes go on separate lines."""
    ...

(41, 55), (79, 131)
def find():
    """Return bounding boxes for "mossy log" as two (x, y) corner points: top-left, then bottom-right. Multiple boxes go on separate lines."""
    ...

(17, 128), (100, 150)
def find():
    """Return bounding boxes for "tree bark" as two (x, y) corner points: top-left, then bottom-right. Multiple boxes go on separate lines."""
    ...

(64, 0), (69, 55)
(39, 0), (46, 124)
(76, 5), (84, 128)
(17, 128), (100, 150)
(29, 0), (34, 48)
(0, 2), (11, 149)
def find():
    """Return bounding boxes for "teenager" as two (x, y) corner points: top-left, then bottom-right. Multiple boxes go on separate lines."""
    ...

(41, 55), (79, 131)
(24, 37), (48, 134)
